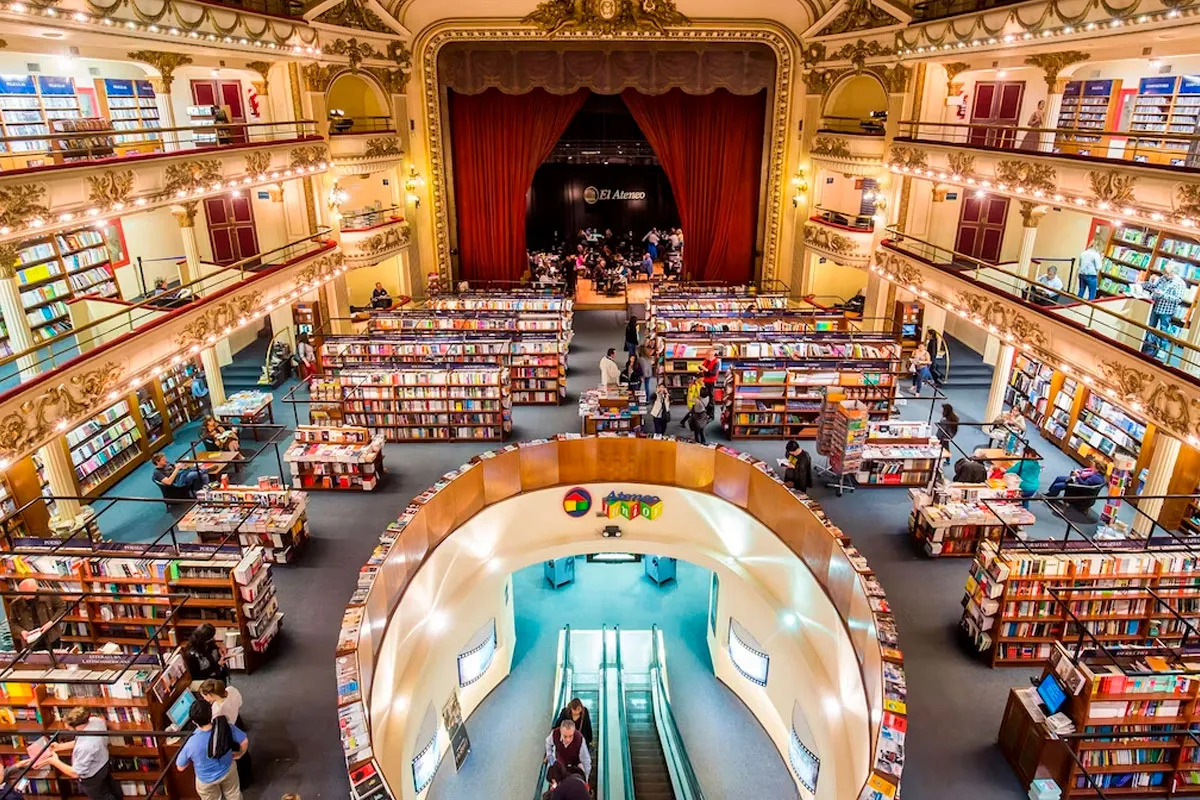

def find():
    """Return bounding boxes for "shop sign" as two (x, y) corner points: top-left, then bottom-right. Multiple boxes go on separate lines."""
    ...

(583, 186), (648, 204)
(1182, 75), (1200, 95)
(104, 79), (135, 97)
(1138, 76), (1178, 95)
(562, 487), (592, 517)
(0, 75), (35, 95)
(36, 75), (75, 96)
(601, 490), (662, 520)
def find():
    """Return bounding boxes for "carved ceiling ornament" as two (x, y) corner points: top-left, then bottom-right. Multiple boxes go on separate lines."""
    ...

(888, 145), (927, 170)
(126, 51), (193, 86)
(1097, 359), (1200, 442)
(801, 43), (826, 70)
(831, 38), (893, 70)
(86, 169), (134, 207)
(1176, 183), (1200, 217)
(1018, 201), (1048, 228)
(995, 160), (1057, 195)
(0, 184), (49, 230)
(313, 0), (393, 34)
(0, 361), (125, 460)
(818, 0), (903, 35)
(290, 145), (330, 169)
(804, 223), (859, 256)
(1024, 50), (1090, 91)
(170, 202), (198, 229)
(944, 61), (971, 94)
(387, 40), (413, 71)
(523, 0), (689, 35)
(364, 136), (403, 158)
(326, 37), (386, 70)
(955, 289), (1049, 347)
(163, 160), (223, 196)
(947, 152), (975, 176)
(363, 66), (409, 95)
(244, 61), (274, 89)
(302, 63), (341, 94)
(1087, 170), (1137, 207)
(245, 151), (272, 176)
(870, 63), (910, 93)
(175, 293), (263, 349)
(804, 68), (844, 96)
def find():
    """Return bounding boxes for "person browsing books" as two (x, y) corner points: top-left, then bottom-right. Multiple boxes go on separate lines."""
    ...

(175, 701), (248, 800)
(599, 348), (621, 387)
(7, 579), (67, 653)
(38, 708), (122, 800)
(183, 624), (231, 682)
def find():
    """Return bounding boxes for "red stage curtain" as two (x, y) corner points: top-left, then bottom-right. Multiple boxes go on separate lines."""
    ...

(449, 88), (588, 282)
(621, 89), (766, 284)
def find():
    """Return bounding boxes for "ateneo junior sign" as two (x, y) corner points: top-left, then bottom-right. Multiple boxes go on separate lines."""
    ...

(583, 186), (648, 204)
(563, 487), (662, 519)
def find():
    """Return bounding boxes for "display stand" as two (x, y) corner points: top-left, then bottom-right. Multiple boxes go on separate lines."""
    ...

(284, 426), (385, 491)
(908, 483), (1033, 557)
(578, 387), (647, 435)
(858, 421), (941, 487)
(179, 481), (309, 563)
(816, 397), (867, 495)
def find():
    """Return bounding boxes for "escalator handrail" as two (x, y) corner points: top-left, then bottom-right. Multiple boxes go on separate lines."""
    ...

(533, 624), (574, 800)
(615, 626), (636, 800)
(599, 624), (608, 800)
(650, 625), (705, 800)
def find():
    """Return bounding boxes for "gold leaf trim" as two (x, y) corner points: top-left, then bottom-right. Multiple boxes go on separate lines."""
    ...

(85, 169), (134, 207)
(175, 294), (263, 349)
(0, 362), (125, 460)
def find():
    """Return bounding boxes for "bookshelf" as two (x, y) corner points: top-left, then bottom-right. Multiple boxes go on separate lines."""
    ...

(1066, 390), (1154, 482)
(284, 426), (385, 492)
(1128, 75), (1200, 166)
(960, 540), (1200, 666)
(158, 359), (205, 432)
(370, 309), (568, 336)
(12, 225), (120, 344)
(0, 75), (81, 167)
(429, 295), (573, 315)
(310, 367), (512, 442)
(816, 399), (868, 487)
(179, 483), (309, 563)
(97, 78), (160, 148)
(1054, 79), (1122, 157)
(909, 484), (1033, 557)
(1006, 352), (1055, 427)
(293, 299), (325, 375)
(1043, 375), (1081, 446)
(648, 309), (848, 334)
(1100, 224), (1200, 326)
(62, 399), (147, 498)
(578, 387), (647, 435)
(857, 421), (941, 487)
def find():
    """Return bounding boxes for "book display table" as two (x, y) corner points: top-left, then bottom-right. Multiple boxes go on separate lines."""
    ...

(284, 426), (385, 491)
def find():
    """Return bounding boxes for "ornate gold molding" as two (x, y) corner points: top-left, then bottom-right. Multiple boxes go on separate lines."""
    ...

(290, 145), (330, 169)
(523, 0), (689, 34)
(831, 38), (893, 70)
(313, 0), (393, 33)
(944, 61), (970, 94)
(363, 66), (409, 95)
(163, 160), (223, 196)
(1097, 359), (1200, 443)
(85, 170), (134, 207)
(1023, 51), (1090, 91)
(175, 294), (263, 349)
(875, 249), (924, 287)
(0, 184), (49, 230)
(1087, 170), (1136, 207)
(804, 224), (859, 256)
(126, 51), (193, 85)
(888, 145), (927, 170)
(817, 0), (902, 35)
(995, 160), (1056, 195)
(946, 151), (974, 176)
(245, 151), (272, 176)
(327, 37), (386, 70)
(1176, 183), (1200, 217)
(811, 135), (852, 159)
(801, 43), (826, 70)
(0, 244), (16, 279)
(302, 63), (341, 94)
(349, 224), (412, 260)
(955, 289), (1048, 346)
(0, 362), (125, 460)
(1018, 201), (1048, 229)
(364, 136), (403, 158)
(872, 63), (910, 93)
(244, 61), (274, 92)
(296, 252), (347, 285)
(170, 202), (198, 229)
(804, 68), (845, 96)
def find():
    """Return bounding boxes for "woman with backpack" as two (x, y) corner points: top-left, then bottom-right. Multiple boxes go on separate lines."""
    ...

(174, 701), (248, 799)
(200, 680), (252, 788)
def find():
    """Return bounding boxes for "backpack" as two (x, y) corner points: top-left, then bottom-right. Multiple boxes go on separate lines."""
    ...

(207, 717), (234, 760)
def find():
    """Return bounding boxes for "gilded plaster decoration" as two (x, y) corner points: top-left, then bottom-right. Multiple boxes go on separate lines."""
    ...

(801, 43), (827, 69)
(1088, 170), (1137, 207)
(944, 61), (970, 94)
(995, 160), (1056, 195)
(524, 0), (689, 34)
(0, 245), (16, 278)
(297, 252), (347, 285)
(1097, 359), (1200, 440)
(245, 61), (274, 87)
(946, 152), (974, 176)
(387, 40), (413, 71)
(85, 170), (135, 207)
(872, 63), (910, 93)
(874, 249), (924, 287)
(804, 68), (845, 96)
(290, 145), (330, 169)
(364, 136), (403, 157)
(313, 0), (393, 33)
(1176, 183), (1200, 217)
(89, 0), (318, 45)
(126, 51), (193, 85)
(245, 151), (273, 176)
(817, 0), (902, 35)
(831, 39), (893, 70)
(1024, 51), (1090, 91)
(804, 224), (859, 255)
(955, 289), (1048, 346)
(175, 293), (263, 349)
(163, 160), (223, 196)
(0, 184), (49, 230)
(170, 202), (198, 228)
(364, 66), (409, 95)
(302, 63), (341, 93)
(326, 37), (386, 69)
(811, 136), (852, 159)
(0, 361), (125, 460)
(1018, 201), (1048, 228)
(356, 224), (412, 259)
(888, 145), (927, 170)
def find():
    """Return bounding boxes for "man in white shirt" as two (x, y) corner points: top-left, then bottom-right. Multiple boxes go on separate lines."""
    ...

(1077, 242), (1101, 300)
(599, 348), (621, 387)
(1032, 265), (1064, 304)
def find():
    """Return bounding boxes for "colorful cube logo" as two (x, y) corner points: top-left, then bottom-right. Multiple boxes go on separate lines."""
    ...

(562, 487), (592, 517)
(602, 491), (663, 521)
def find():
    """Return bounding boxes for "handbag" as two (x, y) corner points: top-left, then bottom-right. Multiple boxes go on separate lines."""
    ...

(208, 716), (234, 760)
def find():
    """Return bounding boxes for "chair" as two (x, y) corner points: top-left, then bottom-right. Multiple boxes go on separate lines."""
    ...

(155, 480), (192, 509)
(1061, 480), (1104, 515)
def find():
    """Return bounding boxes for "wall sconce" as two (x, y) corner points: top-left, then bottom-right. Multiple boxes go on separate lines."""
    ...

(405, 164), (425, 208)
(791, 169), (809, 208)
(329, 183), (349, 210)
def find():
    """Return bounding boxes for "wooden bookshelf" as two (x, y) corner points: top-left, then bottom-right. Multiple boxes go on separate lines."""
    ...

(0, 74), (82, 171)
(1042, 374), (1081, 446)
(96, 78), (161, 151)
(1054, 79), (1122, 157)
(960, 540), (1200, 666)
(284, 426), (385, 492)
(892, 300), (923, 356)
(60, 399), (147, 498)
(310, 367), (512, 442)
(1128, 75), (1200, 167)
(157, 358), (205, 432)
(12, 226), (120, 345)
(1066, 389), (1155, 488)
(1100, 224), (1200, 327)
(1006, 352), (1054, 427)
(648, 309), (849, 335)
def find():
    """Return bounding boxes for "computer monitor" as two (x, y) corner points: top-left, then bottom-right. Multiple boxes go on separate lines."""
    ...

(167, 690), (197, 729)
(1036, 672), (1068, 716)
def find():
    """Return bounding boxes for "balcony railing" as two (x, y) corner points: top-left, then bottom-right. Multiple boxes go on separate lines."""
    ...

(0, 231), (333, 398)
(881, 227), (1200, 378)
(811, 206), (875, 232)
(912, 0), (1024, 21)
(340, 206), (404, 233)
(191, 0), (305, 17)
(819, 115), (886, 137)
(896, 120), (1200, 172)
(0, 120), (320, 175)
(328, 116), (395, 136)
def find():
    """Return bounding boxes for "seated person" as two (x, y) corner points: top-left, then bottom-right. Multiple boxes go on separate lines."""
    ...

(150, 453), (215, 495)
(1031, 265), (1064, 305)
(1047, 465), (1107, 497)
(953, 457), (989, 483)
(201, 417), (240, 454)
(370, 282), (392, 310)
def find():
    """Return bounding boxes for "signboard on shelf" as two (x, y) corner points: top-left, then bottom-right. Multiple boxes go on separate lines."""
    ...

(1138, 76), (1178, 95)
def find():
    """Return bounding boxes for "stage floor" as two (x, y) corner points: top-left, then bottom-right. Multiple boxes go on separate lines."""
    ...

(573, 277), (655, 309)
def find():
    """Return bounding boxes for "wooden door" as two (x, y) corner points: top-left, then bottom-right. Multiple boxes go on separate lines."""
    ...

(955, 194), (1009, 263)
(204, 194), (259, 266)
(968, 81), (1025, 149)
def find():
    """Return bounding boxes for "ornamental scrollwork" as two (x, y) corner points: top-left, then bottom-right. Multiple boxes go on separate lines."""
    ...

(175, 293), (263, 349)
(244, 61), (273, 83)
(387, 41), (413, 72)
(1176, 183), (1200, 217)
(0, 244), (16, 279)
(831, 39), (893, 70)
(944, 62), (971, 93)
(955, 290), (1048, 347)
(290, 146), (330, 170)
(888, 146), (927, 170)
(523, 0), (689, 35)
(1018, 201), (1048, 228)
(1024, 51), (1090, 91)
(1097, 359), (1200, 442)
(358, 223), (412, 258)
(302, 63), (340, 94)
(364, 136), (403, 158)
(801, 43), (826, 70)
(947, 152), (975, 176)
(995, 160), (1056, 195)
(804, 224), (858, 256)
(817, 0), (902, 35)
(875, 250), (924, 288)
(1087, 170), (1136, 206)
(363, 66), (409, 95)
(0, 184), (49, 229)
(872, 64), (910, 93)
(296, 252), (346, 285)
(0, 361), (125, 460)
(811, 136), (852, 159)
(804, 69), (843, 96)
(86, 169), (134, 207)
(313, 0), (393, 33)
(126, 51), (193, 85)
(245, 151), (272, 176)
(326, 38), (386, 70)
(163, 161), (222, 196)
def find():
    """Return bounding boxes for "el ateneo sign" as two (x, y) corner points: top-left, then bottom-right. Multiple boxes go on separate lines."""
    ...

(583, 186), (647, 204)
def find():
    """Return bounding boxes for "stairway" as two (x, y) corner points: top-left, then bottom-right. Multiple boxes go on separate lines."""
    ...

(219, 336), (270, 392)
(942, 335), (994, 389)
(625, 690), (674, 799)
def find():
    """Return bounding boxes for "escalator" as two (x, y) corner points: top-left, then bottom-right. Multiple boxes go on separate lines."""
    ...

(624, 689), (673, 799)
(536, 626), (607, 799)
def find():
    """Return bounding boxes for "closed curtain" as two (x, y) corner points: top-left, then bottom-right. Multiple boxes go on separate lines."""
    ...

(449, 88), (588, 282)
(621, 89), (766, 284)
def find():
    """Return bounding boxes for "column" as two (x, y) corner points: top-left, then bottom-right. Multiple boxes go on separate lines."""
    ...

(863, 270), (896, 333)
(1039, 79), (1068, 154)
(1132, 434), (1182, 537)
(148, 78), (177, 146)
(37, 442), (80, 521)
(1016, 203), (1046, 281)
(983, 343), (1016, 423)
(200, 346), (226, 407)
(171, 203), (202, 286)
(0, 269), (39, 381)
(269, 304), (296, 354)
(324, 275), (353, 335)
